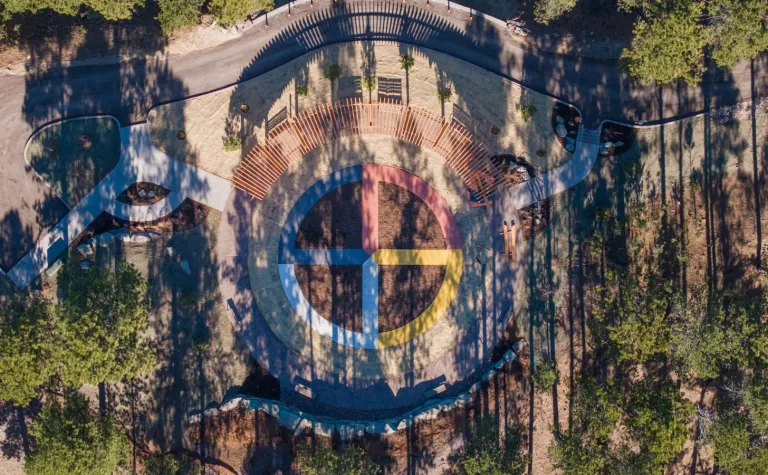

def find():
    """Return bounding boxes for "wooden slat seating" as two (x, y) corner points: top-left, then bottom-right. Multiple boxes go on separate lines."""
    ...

(233, 97), (503, 200)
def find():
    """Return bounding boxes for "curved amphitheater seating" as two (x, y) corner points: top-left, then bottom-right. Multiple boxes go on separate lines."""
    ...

(233, 98), (503, 200)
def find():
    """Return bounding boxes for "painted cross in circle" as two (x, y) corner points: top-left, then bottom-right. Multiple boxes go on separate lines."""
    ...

(278, 164), (464, 349)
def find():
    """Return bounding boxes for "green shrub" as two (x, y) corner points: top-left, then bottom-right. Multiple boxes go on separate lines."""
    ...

(437, 87), (452, 104)
(296, 85), (309, 96)
(624, 379), (694, 473)
(689, 178), (701, 194)
(711, 413), (768, 474)
(298, 445), (380, 475)
(209, 0), (274, 28)
(459, 419), (524, 475)
(518, 103), (537, 122)
(156, 0), (204, 34)
(531, 359), (558, 391)
(223, 134), (241, 152)
(192, 335), (211, 354)
(25, 393), (130, 475)
(179, 290), (197, 310)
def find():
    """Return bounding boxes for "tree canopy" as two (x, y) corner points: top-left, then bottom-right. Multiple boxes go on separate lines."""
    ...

(459, 420), (524, 475)
(0, 297), (60, 406)
(24, 392), (130, 475)
(707, 0), (768, 69)
(620, 0), (709, 84)
(1, 0), (143, 21)
(0, 263), (152, 407)
(298, 445), (380, 475)
(58, 263), (154, 388)
(156, 0), (205, 34)
(208, 0), (273, 28)
(533, 0), (577, 25)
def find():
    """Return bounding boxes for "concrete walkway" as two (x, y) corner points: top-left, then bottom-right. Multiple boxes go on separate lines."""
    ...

(503, 127), (601, 210)
(7, 123), (233, 289)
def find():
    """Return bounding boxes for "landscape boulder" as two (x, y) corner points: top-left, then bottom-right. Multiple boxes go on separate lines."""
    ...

(76, 243), (94, 259)
(556, 123), (567, 138)
(131, 232), (151, 244)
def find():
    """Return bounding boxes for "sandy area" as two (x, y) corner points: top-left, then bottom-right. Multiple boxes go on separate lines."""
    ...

(148, 41), (571, 181)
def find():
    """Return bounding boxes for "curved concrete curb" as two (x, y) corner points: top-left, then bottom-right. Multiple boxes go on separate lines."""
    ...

(108, 192), (184, 222)
(188, 343), (524, 439)
(23, 115), (122, 210)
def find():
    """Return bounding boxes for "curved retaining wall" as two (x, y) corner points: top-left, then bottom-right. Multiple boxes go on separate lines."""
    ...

(188, 342), (524, 440)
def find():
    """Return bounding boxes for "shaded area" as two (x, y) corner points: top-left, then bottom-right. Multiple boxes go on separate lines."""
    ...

(295, 182), (363, 249)
(296, 264), (363, 333)
(26, 116), (121, 208)
(378, 182), (446, 250)
(378, 265), (446, 333)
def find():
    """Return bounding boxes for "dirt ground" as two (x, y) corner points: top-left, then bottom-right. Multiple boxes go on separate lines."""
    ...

(512, 106), (768, 475)
(0, 5), (241, 76)
(296, 182), (363, 248)
(296, 265), (364, 332)
(147, 42), (570, 181)
(378, 182), (446, 250)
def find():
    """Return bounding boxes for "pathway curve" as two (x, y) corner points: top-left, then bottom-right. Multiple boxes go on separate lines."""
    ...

(7, 124), (233, 288)
(505, 127), (601, 210)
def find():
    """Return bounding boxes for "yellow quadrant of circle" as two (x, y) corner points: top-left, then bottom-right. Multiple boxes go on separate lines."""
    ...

(373, 249), (463, 348)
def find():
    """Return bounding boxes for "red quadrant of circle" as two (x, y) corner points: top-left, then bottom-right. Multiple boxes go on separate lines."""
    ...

(362, 164), (462, 254)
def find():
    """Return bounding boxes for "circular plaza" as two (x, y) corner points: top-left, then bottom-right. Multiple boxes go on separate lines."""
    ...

(217, 129), (525, 410)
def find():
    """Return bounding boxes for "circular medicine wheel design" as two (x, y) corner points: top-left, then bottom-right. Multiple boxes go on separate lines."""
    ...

(278, 164), (463, 349)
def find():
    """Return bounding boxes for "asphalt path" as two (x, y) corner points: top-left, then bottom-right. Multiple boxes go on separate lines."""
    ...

(0, 0), (766, 270)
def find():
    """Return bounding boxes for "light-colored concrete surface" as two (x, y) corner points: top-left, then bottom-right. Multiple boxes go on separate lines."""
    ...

(7, 123), (233, 288)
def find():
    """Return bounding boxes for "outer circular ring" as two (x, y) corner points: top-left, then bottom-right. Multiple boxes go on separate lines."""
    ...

(277, 164), (463, 349)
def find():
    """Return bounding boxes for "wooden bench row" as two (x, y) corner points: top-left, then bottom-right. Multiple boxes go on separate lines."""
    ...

(233, 97), (503, 200)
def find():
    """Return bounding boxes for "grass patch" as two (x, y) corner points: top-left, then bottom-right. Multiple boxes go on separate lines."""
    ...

(517, 103), (537, 122)
(26, 117), (121, 207)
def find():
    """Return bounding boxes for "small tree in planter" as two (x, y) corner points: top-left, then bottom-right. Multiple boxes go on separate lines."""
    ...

(325, 64), (342, 101)
(400, 55), (415, 72)
(363, 75), (376, 102)
(437, 87), (452, 104)
(325, 64), (341, 83)
(401, 55), (415, 104)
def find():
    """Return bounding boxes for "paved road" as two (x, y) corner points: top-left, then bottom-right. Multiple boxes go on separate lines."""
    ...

(0, 0), (766, 271)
